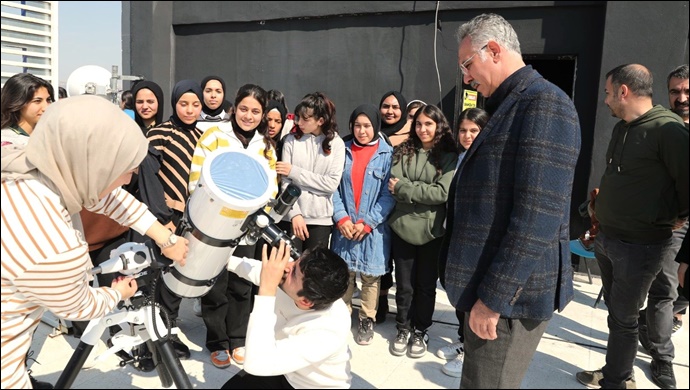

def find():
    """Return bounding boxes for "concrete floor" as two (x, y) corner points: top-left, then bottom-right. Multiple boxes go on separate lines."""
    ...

(27, 272), (689, 389)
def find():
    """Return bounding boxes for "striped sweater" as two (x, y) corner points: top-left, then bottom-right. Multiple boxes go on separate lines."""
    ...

(1, 182), (156, 389)
(147, 120), (204, 212)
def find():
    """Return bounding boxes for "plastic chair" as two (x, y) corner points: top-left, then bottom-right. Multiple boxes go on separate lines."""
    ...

(570, 239), (596, 284)
(569, 239), (603, 308)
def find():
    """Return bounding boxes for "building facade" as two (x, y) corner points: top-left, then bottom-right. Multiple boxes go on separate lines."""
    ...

(1, 0), (58, 91)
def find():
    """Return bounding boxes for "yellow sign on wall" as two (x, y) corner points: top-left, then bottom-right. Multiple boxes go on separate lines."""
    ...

(463, 89), (478, 111)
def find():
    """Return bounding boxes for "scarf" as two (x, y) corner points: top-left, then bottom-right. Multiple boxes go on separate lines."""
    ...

(349, 104), (381, 147)
(1, 95), (148, 215)
(379, 91), (408, 137)
(131, 80), (164, 131)
(169, 80), (203, 131)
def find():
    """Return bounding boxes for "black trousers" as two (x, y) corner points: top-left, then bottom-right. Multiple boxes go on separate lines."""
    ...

(155, 210), (188, 326)
(202, 244), (256, 352)
(221, 370), (294, 389)
(391, 232), (443, 332)
(278, 221), (332, 253)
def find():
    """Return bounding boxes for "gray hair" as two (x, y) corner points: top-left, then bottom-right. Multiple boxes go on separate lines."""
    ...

(456, 13), (521, 56)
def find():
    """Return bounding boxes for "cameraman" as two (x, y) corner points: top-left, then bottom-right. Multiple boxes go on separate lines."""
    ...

(1, 96), (188, 389)
(222, 241), (351, 389)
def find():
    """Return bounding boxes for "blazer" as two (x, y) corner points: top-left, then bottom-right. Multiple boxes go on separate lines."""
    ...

(441, 66), (581, 320)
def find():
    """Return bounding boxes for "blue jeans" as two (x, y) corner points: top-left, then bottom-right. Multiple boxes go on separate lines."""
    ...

(595, 231), (675, 389)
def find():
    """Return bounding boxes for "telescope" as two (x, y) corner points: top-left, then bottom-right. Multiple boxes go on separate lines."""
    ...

(163, 148), (301, 298)
(56, 242), (192, 389)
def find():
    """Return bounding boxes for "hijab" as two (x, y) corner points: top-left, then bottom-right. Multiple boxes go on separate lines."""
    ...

(131, 80), (164, 131)
(349, 104), (381, 147)
(1, 95), (148, 215)
(266, 100), (287, 141)
(169, 80), (203, 131)
(200, 75), (231, 120)
(378, 91), (408, 137)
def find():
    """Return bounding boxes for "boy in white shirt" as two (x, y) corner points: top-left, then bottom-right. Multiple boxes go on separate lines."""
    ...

(222, 241), (352, 389)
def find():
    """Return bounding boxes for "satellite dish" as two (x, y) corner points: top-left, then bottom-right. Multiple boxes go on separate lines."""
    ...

(65, 65), (112, 97)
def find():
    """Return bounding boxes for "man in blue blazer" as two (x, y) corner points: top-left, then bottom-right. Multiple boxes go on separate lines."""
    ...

(440, 13), (581, 388)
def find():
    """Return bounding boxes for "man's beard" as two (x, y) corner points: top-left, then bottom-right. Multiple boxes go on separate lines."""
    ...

(671, 102), (688, 119)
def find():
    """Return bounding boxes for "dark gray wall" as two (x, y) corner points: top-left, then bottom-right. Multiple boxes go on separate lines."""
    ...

(589, 1), (690, 192)
(123, 1), (689, 239)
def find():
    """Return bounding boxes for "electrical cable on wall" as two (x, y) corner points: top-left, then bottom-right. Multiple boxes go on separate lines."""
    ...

(434, 1), (442, 110)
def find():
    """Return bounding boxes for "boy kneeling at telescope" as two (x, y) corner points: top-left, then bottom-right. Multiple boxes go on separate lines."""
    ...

(221, 241), (352, 389)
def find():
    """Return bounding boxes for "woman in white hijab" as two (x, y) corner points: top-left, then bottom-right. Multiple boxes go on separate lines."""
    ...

(0, 95), (188, 389)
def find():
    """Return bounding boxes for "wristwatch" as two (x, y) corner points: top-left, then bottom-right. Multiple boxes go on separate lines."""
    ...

(159, 233), (178, 249)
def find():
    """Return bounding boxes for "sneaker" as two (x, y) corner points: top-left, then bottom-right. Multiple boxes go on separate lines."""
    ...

(650, 360), (676, 389)
(407, 329), (429, 359)
(192, 298), (202, 317)
(436, 339), (464, 360)
(442, 355), (464, 378)
(28, 369), (54, 389)
(170, 334), (191, 360)
(210, 350), (232, 368)
(575, 368), (636, 389)
(356, 317), (374, 345)
(638, 324), (654, 354)
(390, 328), (410, 356)
(672, 317), (682, 335)
(231, 346), (245, 365)
(375, 295), (389, 324)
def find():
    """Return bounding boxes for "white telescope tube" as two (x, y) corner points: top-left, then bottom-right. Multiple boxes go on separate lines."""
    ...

(163, 149), (274, 298)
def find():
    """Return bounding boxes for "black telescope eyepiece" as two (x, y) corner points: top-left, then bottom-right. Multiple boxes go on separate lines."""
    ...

(272, 184), (301, 218)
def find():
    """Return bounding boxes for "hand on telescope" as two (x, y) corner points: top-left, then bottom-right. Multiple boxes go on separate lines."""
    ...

(112, 275), (138, 301)
(161, 237), (189, 267)
(291, 215), (309, 241)
(259, 241), (291, 297)
(147, 221), (189, 266)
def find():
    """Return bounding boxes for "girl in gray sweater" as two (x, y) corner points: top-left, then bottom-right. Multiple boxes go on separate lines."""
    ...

(276, 92), (345, 252)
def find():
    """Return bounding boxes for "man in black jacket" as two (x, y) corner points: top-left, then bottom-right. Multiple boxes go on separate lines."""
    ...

(578, 64), (688, 390)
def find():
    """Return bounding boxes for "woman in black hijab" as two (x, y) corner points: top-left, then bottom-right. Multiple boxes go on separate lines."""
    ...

(131, 80), (164, 133)
(379, 91), (408, 144)
(144, 79), (205, 361)
(199, 76), (233, 125)
(377, 90), (408, 322)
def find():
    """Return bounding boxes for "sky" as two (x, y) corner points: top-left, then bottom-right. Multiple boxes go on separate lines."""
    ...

(58, 1), (122, 86)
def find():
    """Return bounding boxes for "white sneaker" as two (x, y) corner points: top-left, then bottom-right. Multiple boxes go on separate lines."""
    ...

(192, 298), (202, 317)
(442, 354), (464, 377)
(436, 339), (464, 360)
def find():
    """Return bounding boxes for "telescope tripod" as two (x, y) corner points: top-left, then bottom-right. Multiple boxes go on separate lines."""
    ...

(54, 294), (192, 389)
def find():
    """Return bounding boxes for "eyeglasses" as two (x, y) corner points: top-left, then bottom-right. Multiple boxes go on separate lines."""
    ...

(459, 44), (488, 75)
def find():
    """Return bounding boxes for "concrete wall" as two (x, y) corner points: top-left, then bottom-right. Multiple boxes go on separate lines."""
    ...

(123, 1), (689, 241)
